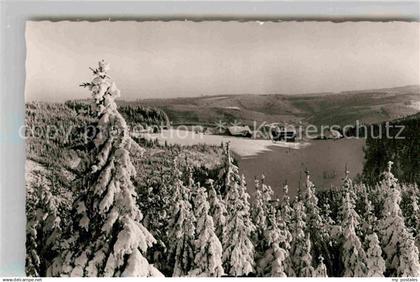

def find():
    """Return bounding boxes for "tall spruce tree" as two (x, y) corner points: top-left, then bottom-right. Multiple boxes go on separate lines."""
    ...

(341, 193), (367, 277)
(252, 177), (267, 241)
(258, 204), (291, 277)
(26, 173), (66, 277)
(26, 177), (44, 277)
(207, 179), (227, 240)
(189, 187), (224, 277)
(402, 184), (419, 235)
(276, 204), (293, 276)
(168, 159), (196, 277)
(42, 180), (64, 276)
(365, 233), (385, 277)
(222, 143), (255, 276)
(59, 61), (162, 277)
(302, 171), (331, 273)
(378, 161), (420, 276)
(300, 235), (316, 277)
(26, 218), (41, 276)
(251, 174), (274, 267)
(342, 170), (356, 203)
(362, 197), (376, 235)
(397, 232), (420, 277)
(290, 200), (314, 277)
(280, 184), (293, 225)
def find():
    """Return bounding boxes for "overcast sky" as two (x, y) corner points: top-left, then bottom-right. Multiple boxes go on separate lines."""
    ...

(25, 21), (419, 101)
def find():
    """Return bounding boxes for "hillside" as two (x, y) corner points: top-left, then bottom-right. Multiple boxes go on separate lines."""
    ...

(132, 85), (420, 127)
(362, 111), (420, 186)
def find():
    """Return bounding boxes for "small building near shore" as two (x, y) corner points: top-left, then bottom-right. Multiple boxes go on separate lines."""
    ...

(270, 125), (297, 142)
(227, 125), (253, 137)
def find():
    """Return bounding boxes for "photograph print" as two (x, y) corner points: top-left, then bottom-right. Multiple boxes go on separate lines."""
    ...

(24, 20), (420, 277)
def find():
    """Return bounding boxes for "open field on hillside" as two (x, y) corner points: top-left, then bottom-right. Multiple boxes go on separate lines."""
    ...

(129, 85), (420, 128)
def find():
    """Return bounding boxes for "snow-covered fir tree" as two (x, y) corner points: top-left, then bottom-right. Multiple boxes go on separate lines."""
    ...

(402, 183), (419, 235)
(251, 174), (274, 264)
(378, 161), (420, 277)
(207, 179), (226, 240)
(252, 177), (267, 237)
(277, 184), (294, 275)
(26, 178), (43, 277)
(341, 192), (367, 277)
(26, 218), (41, 276)
(416, 199), (420, 258)
(300, 235), (316, 277)
(340, 171), (362, 233)
(251, 177), (265, 276)
(135, 158), (178, 275)
(302, 171), (330, 273)
(280, 184), (293, 225)
(314, 256), (328, 277)
(357, 183), (370, 210)
(397, 231), (420, 277)
(222, 143), (255, 276)
(289, 200), (315, 277)
(258, 204), (291, 277)
(26, 173), (65, 277)
(58, 61), (162, 277)
(322, 203), (335, 226)
(410, 185), (419, 233)
(185, 160), (196, 199)
(42, 181), (64, 276)
(365, 233), (385, 277)
(189, 187), (224, 277)
(275, 205), (293, 276)
(260, 175), (273, 204)
(342, 170), (356, 203)
(362, 197), (376, 234)
(168, 159), (196, 277)
(269, 247), (287, 277)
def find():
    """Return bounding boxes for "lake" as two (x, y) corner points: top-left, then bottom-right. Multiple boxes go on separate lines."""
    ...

(144, 129), (366, 199)
(237, 138), (365, 199)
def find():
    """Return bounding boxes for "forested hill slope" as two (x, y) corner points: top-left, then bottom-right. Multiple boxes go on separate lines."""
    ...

(25, 100), (420, 278)
(25, 101), (172, 182)
(362, 112), (420, 186)
(63, 100), (170, 127)
(135, 85), (420, 126)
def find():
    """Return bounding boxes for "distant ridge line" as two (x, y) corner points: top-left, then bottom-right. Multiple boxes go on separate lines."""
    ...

(136, 84), (420, 101)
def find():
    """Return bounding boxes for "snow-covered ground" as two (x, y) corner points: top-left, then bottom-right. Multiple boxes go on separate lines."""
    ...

(26, 159), (48, 184)
(142, 129), (310, 158)
(408, 100), (420, 111)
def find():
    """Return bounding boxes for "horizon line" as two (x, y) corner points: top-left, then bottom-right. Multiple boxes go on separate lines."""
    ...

(25, 83), (420, 103)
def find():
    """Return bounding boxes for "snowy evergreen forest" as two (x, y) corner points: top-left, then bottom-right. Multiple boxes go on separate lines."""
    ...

(25, 61), (420, 277)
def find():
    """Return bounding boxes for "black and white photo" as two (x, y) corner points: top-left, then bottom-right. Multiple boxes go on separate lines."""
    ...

(23, 20), (420, 277)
